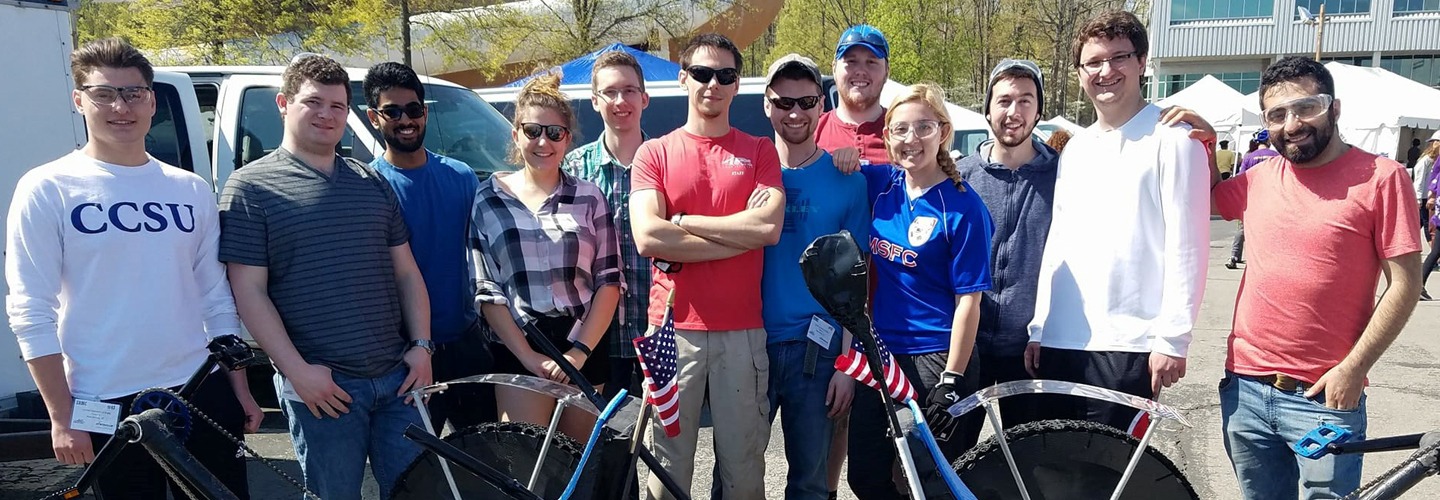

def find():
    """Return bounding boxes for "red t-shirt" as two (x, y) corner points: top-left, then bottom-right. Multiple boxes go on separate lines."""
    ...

(631, 128), (783, 330)
(1213, 147), (1420, 384)
(816, 110), (889, 166)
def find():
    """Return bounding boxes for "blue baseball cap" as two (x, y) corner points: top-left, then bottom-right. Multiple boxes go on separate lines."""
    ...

(835, 25), (889, 60)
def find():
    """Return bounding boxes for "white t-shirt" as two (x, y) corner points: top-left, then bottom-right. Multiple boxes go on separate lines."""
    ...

(6, 151), (240, 400)
(1027, 104), (1211, 357)
(1413, 155), (1434, 200)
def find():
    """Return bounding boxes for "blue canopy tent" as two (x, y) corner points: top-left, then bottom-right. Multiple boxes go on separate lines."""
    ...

(504, 43), (681, 87)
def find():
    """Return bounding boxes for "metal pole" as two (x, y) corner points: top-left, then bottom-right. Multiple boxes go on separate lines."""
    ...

(1109, 412), (1161, 500)
(529, 397), (572, 490)
(985, 402), (1033, 500)
(411, 390), (464, 500)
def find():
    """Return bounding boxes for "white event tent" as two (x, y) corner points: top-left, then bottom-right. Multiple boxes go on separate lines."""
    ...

(1157, 75), (1261, 148)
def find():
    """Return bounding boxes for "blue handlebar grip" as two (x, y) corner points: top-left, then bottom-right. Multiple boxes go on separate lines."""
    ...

(1294, 422), (1352, 459)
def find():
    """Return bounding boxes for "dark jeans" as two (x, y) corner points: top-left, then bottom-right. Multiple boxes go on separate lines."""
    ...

(90, 371), (249, 500)
(1424, 234), (1440, 285)
(846, 350), (975, 500)
(1033, 347), (1153, 432)
(429, 320), (496, 433)
(957, 354), (1042, 451)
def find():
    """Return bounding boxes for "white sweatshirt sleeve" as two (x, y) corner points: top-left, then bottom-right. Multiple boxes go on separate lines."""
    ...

(1415, 156), (1434, 200)
(6, 172), (64, 360)
(1151, 134), (1212, 358)
(192, 189), (242, 339)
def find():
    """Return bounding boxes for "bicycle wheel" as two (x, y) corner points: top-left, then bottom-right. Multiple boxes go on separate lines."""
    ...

(953, 419), (1198, 500)
(390, 421), (590, 500)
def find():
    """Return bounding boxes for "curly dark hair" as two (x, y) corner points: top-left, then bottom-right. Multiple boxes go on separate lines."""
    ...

(1258, 56), (1335, 108)
(1071, 11), (1149, 68)
(363, 62), (425, 108)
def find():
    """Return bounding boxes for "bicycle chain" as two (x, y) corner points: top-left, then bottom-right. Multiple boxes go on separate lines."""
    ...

(137, 387), (321, 500)
(1344, 437), (1440, 499)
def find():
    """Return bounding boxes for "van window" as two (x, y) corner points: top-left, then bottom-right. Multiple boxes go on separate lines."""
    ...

(353, 83), (515, 179)
(193, 83), (219, 166)
(144, 82), (196, 172)
(233, 86), (369, 170)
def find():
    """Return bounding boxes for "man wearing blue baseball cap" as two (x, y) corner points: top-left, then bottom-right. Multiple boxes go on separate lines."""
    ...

(817, 25), (892, 170)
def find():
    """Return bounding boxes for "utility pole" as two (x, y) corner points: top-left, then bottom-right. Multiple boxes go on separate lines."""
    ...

(401, 0), (412, 66)
(1314, 3), (1326, 62)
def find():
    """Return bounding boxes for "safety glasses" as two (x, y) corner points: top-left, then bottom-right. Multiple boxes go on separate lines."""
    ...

(1263, 94), (1333, 126)
(769, 95), (822, 111)
(520, 122), (571, 142)
(78, 85), (153, 106)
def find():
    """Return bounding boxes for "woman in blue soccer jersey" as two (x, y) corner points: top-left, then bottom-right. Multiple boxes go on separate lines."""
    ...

(846, 83), (995, 498)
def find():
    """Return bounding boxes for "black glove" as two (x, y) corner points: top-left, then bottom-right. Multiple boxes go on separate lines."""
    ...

(924, 370), (965, 442)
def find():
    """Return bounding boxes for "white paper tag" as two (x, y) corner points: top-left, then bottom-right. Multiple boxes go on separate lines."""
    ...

(554, 213), (580, 232)
(279, 377), (305, 403)
(807, 315), (836, 350)
(70, 400), (121, 435)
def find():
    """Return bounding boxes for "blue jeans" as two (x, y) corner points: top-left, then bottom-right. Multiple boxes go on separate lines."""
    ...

(768, 340), (838, 500)
(1220, 372), (1367, 500)
(275, 364), (424, 500)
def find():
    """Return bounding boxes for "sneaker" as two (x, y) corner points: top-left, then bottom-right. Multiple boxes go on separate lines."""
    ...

(1422, 289), (1433, 301)
(1224, 259), (1240, 270)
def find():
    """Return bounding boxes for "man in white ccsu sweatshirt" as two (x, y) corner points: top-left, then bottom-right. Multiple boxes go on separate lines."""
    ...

(5, 38), (260, 499)
(1023, 11), (1211, 436)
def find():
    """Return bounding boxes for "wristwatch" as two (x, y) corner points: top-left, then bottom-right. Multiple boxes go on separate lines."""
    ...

(571, 340), (594, 357)
(939, 370), (964, 386)
(409, 339), (436, 355)
(669, 212), (685, 226)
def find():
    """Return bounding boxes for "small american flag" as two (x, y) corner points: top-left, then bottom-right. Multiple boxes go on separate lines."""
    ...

(633, 293), (681, 437)
(835, 335), (917, 403)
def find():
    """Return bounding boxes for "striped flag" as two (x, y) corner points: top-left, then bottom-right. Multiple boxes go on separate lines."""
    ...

(633, 293), (681, 437)
(835, 335), (917, 403)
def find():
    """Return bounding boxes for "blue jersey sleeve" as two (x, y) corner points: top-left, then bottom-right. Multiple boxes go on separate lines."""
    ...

(844, 172), (871, 244)
(949, 183), (995, 294)
(860, 163), (899, 206)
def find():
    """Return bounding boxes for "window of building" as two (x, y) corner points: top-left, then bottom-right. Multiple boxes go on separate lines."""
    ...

(1321, 55), (1374, 66)
(1170, 0), (1273, 23)
(1395, 0), (1440, 13)
(1382, 54), (1440, 87)
(1296, 0), (1371, 17)
(1160, 72), (1262, 97)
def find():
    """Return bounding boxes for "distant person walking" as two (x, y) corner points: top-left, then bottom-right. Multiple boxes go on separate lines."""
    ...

(1418, 133), (1440, 300)
(1227, 130), (1281, 269)
(1413, 132), (1439, 248)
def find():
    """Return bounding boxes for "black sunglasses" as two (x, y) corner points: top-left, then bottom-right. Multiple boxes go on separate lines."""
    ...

(769, 95), (822, 111)
(686, 65), (740, 86)
(520, 123), (571, 142)
(376, 102), (426, 121)
(653, 259), (683, 274)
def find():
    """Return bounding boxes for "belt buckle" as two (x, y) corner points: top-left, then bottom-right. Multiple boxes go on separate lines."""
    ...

(1272, 374), (1299, 391)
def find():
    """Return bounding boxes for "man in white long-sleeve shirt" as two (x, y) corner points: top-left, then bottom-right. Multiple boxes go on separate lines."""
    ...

(5, 38), (260, 499)
(1023, 11), (1210, 435)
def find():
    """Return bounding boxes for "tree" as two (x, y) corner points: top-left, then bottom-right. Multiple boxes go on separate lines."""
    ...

(412, 0), (721, 81)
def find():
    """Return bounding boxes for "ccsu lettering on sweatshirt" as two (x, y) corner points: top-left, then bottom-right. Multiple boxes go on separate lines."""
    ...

(870, 236), (917, 267)
(70, 202), (197, 234)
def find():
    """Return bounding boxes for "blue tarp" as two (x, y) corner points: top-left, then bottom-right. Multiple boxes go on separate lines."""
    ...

(505, 43), (681, 87)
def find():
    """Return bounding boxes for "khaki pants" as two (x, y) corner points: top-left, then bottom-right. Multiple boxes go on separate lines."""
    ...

(646, 327), (770, 500)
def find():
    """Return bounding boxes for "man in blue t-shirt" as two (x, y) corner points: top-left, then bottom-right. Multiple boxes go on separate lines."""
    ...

(364, 62), (492, 432)
(761, 54), (869, 500)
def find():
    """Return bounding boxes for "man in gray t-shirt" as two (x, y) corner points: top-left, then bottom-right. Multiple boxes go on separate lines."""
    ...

(218, 55), (434, 500)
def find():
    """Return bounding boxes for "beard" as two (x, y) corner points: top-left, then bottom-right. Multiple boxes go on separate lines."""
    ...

(778, 123), (814, 145)
(1273, 119), (1335, 164)
(382, 127), (426, 154)
(840, 86), (880, 111)
(993, 121), (1034, 148)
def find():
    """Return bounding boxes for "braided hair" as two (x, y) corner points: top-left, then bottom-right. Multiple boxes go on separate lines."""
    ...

(884, 82), (965, 191)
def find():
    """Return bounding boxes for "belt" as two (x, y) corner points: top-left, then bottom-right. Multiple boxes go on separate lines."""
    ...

(1240, 373), (1308, 391)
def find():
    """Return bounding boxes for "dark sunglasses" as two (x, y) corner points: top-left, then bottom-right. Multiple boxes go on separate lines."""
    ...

(686, 65), (740, 86)
(653, 258), (683, 274)
(769, 95), (822, 111)
(376, 102), (426, 121)
(520, 122), (571, 142)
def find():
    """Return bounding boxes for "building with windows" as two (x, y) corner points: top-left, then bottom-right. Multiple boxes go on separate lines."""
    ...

(1147, 0), (1440, 100)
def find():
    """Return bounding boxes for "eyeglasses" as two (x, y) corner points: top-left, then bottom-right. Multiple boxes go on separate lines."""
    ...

(886, 120), (945, 141)
(78, 85), (153, 105)
(1263, 94), (1333, 126)
(520, 123), (571, 142)
(769, 95), (822, 111)
(685, 65), (740, 86)
(376, 102), (426, 121)
(596, 86), (645, 101)
(1079, 52), (1137, 74)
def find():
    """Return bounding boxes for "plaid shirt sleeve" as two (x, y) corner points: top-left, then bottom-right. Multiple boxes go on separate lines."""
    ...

(587, 186), (625, 291)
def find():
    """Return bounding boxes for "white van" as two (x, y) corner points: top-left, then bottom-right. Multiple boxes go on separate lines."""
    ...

(476, 76), (997, 158)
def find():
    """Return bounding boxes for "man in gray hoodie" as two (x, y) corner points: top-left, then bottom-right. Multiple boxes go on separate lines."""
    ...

(954, 59), (1058, 450)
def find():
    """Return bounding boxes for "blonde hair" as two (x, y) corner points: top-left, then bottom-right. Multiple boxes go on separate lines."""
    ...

(884, 82), (963, 190)
(508, 71), (576, 165)
(1426, 140), (1440, 160)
